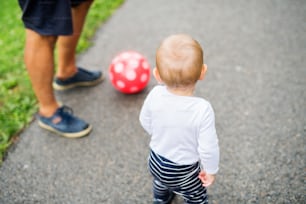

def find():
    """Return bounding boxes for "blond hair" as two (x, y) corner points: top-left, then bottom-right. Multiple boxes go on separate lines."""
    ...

(156, 34), (203, 88)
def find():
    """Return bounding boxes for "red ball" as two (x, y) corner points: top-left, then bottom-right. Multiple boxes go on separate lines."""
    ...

(109, 51), (151, 94)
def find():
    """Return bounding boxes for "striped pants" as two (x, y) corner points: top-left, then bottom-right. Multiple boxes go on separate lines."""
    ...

(148, 150), (208, 204)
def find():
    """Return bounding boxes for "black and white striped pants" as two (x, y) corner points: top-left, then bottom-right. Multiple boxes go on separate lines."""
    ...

(148, 150), (208, 204)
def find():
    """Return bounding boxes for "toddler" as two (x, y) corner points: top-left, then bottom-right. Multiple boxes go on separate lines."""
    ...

(139, 34), (220, 204)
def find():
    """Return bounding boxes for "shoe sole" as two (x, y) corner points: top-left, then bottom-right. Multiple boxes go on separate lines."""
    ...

(38, 120), (93, 138)
(52, 75), (104, 91)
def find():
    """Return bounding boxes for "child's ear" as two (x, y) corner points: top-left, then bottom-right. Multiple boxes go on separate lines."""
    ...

(153, 67), (163, 83)
(199, 64), (208, 80)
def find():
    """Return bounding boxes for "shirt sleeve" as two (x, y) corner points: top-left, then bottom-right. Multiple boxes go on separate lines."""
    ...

(197, 104), (220, 174)
(139, 93), (152, 135)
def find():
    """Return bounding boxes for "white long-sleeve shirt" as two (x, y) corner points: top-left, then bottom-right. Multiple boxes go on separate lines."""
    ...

(139, 85), (219, 174)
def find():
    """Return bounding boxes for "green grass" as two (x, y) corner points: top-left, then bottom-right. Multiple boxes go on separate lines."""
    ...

(0, 0), (124, 164)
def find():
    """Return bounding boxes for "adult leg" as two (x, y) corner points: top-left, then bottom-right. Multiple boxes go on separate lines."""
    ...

(53, 0), (103, 91)
(24, 29), (59, 117)
(56, 0), (94, 79)
(20, 0), (91, 138)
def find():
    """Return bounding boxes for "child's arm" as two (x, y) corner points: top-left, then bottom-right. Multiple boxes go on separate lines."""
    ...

(198, 170), (215, 187)
(198, 103), (220, 185)
(139, 94), (152, 135)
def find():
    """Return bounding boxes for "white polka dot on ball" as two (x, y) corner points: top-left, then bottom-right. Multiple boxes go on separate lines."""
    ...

(142, 61), (149, 69)
(114, 63), (124, 73)
(140, 74), (148, 82)
(116, 80), (125, 88)
(126, 70), (137, 81)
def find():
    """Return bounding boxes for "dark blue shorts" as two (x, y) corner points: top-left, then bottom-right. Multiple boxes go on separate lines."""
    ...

(18, 0), (90, 36)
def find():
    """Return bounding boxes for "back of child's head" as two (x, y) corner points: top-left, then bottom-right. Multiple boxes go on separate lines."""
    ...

(156, 34), (203, 88)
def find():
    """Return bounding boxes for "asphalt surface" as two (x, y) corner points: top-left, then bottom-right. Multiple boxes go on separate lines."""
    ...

(1, 0), (305, 203)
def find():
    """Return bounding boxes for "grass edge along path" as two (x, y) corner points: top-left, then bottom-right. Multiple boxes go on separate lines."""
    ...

(0, 0), (124, 165)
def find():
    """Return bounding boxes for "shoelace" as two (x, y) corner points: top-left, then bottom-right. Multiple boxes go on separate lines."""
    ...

(57, 105), (74, 122)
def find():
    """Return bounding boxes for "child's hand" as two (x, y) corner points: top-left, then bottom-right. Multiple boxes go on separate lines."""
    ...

(198, 171), (215, 187)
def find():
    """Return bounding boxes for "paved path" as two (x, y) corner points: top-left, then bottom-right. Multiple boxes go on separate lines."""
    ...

(1, 0), (305, 203)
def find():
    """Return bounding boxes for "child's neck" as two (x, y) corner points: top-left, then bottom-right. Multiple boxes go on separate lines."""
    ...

(167, 86), (195, 96)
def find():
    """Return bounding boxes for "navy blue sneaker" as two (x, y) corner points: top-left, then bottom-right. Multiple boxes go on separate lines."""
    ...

(53, 67), (104, 91)
(38, 106), (92, 138)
